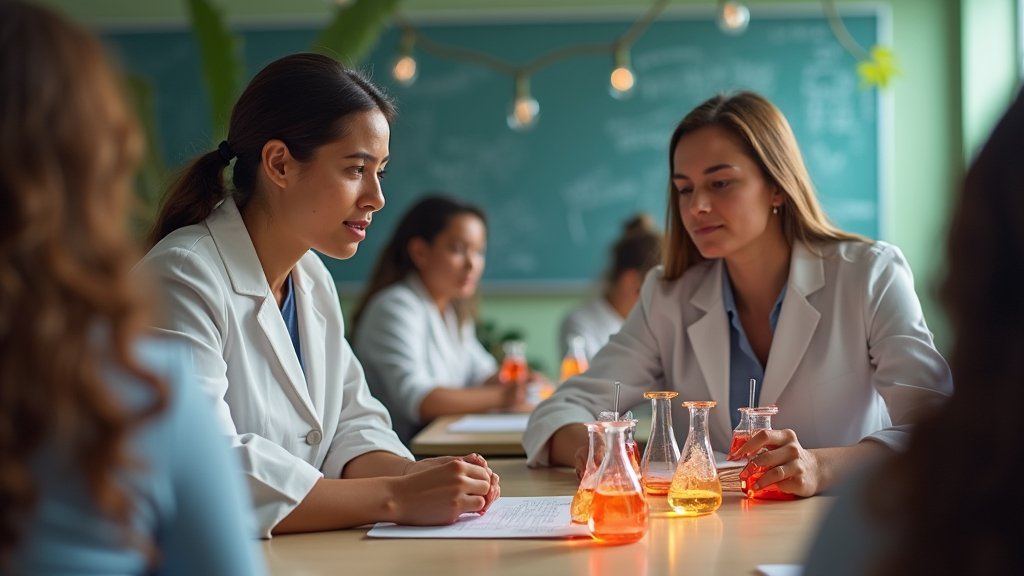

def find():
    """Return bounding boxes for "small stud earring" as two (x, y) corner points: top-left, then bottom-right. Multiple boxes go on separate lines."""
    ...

(772, 205), (780, 215)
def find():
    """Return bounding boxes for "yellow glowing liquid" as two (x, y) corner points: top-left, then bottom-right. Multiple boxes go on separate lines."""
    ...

(667, 487), (723, 516)
(570, 487), (594, 524)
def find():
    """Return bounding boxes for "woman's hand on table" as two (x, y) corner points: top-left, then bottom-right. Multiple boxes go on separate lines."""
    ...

(402, 453), (501, 517)
(728, 428), (821, 497)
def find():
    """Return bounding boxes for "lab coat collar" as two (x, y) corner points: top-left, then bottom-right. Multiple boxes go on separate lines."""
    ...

(686, 241), (825, 434)
(206, 197), (271, 298)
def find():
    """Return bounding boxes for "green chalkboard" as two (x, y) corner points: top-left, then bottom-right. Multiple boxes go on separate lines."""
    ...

(104, 8), (883, 291)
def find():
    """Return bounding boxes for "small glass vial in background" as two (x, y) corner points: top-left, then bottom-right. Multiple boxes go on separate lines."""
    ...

(667, 401), (722, 516)
(735, 405), (795, 501)
(570, 422), (604, 524)
(559, 335), (589, 382)
(589, 421), (649, 544)
(640, 391), (680, 496)
(499, 340), (528, 385)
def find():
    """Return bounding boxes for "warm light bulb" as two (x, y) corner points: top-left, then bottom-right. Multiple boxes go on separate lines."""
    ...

(507, 96), (540, 131)
(610, 66), (635, 98)
(392, 54), (417, 86)
(717, 1), (750, 35)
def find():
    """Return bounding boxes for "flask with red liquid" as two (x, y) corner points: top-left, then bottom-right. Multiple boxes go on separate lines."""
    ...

(589, 421), (649, 544)
(733, 405), (795, 500)
(499, 340), (528, 385)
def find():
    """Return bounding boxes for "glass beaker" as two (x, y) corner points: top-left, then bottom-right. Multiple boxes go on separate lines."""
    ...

(589, 421), (649, 544)
(499, 340), (528, 385)
(736, 405), (794, 501)
(639, 391), (680, 496)
(570, 422), (603, 524)
(667, 401), (722, 516)
(560, 335), (589, 382)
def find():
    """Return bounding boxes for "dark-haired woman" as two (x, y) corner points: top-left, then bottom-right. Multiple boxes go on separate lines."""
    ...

(559, 213), (663, 361)
(351, 195), (534, 443)
(139, 54), (498, 538)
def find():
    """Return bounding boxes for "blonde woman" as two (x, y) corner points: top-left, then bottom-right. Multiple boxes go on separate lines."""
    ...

(525, 92), (951, 497)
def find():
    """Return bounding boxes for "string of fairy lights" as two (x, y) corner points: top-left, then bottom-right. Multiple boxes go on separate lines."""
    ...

(388, 0), (881, 131)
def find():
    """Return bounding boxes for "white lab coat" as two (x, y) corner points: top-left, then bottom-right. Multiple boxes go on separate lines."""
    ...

(138, 198), (412, 537)
(352, 274), (497, 443)
(524, 240), (953, 466)
(559, 296), (625, 361)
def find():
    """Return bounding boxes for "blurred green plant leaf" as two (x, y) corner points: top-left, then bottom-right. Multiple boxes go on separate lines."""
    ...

(124, 73), (168, 239)
(311, 0), (401, 65)
(186, 0), (243, 142)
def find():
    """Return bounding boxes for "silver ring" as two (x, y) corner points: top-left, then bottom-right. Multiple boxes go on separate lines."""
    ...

(778, 464), (786, 477)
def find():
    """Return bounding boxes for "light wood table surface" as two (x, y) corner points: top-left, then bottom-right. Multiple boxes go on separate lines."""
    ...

(409, 414), (528, 457)
(261, 458), (831, 575)
(409, 412), (654, 458)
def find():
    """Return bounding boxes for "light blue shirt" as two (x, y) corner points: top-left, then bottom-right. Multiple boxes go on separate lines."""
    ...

(722, 267), (786, 428)
(280, 273), (303, 375)
(14, 339), (265, 575)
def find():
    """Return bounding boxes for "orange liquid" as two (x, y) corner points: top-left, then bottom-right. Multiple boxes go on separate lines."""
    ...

(570, 487), (594, 524)
(499, 358), (527, 384)
(560, 356), (588, 382)
(626, 442), (641, 479)
(588, 490), (648, 544)
(642, 477), (672, 496)
(730, 432), (749, 455)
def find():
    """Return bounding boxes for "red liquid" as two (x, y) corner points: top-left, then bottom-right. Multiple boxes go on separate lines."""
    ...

(730, 432), (749, 455)
(499, 357), (527, 384)
(588, 490), (648, 544)
(736, 443), (797, 501)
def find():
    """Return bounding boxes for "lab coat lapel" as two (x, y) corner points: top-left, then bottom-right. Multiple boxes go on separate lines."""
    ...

(761, 242), (824, 406)
(207, 198), (318, 423)
(686, 259), (732, 437)
(409, 275), (459, 377)
(294, 263), (326, 422)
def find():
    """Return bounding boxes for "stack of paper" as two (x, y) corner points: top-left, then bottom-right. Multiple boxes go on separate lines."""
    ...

(367, 496), (591, 539)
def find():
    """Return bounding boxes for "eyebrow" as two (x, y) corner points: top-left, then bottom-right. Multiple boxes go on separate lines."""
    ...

(345, 151), (390, 163)
(672, 163), (738, 180)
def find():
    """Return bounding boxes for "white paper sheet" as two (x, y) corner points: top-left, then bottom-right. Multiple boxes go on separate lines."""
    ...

(366, 496), (591, 539)
(446, 414), (530, 433)
(755, 564), (803, 576)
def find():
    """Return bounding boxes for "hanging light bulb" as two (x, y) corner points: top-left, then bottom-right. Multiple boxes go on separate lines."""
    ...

(717, 0), (750, 35)
(391, 29), (418, 86)
(609, 46), (636, 99)
(507, 74), (539, 131)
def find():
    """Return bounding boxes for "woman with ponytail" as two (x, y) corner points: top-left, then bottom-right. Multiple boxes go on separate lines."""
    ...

(1, 2), (262, 573)
(139, 53), (499, 538)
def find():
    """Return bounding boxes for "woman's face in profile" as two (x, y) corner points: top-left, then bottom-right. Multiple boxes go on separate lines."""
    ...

(414, 213), (487, 303)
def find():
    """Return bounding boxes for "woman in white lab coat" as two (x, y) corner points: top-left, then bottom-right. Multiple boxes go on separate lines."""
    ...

(140, 54), (498, 538)
(351, 196), (531, 443)
(559, 213), (663, 361)
(524, 92), (952, 498)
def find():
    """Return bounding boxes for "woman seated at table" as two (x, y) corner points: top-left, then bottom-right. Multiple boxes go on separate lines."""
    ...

(352, 195), (536, 444)
(139, 57), (498, 538)
(559, 212), (663, 361)
(803, 89), (1024, 575)
(1, 2), (262, 573)
(524, 91), (952, 498)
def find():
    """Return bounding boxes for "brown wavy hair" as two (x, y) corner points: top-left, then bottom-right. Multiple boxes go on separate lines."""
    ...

(867, 89), (1024, 575)
(662, 91), (864, 281)
(0, 0), (167, 562)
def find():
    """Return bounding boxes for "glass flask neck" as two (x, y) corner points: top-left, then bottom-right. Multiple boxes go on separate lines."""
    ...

(595, 423), (642, 492)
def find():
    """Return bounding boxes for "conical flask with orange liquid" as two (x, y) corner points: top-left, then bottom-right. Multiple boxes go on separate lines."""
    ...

(588, 421), (649, 544)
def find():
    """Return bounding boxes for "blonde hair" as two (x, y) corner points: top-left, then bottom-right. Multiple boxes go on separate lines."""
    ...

(662, 91), (865, 280)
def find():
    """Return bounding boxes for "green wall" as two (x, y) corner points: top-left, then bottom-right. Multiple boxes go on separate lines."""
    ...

(43, 0), (1020, 373)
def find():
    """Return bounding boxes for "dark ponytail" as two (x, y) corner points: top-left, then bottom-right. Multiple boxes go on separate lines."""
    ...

(147, 53), (395, 247)
(605, 212), (663, 284)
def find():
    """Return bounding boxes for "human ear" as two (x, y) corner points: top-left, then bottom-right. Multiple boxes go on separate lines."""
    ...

(408, 237), (430, 270)
(260, 139), (293, 190)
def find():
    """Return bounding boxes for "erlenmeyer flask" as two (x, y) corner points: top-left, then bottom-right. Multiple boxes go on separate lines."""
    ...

(570, 422), (603, 524)
(639, 391), (680, 496)
(667, 401), (722, 516)
(598, 410), (641, 479)
(589, 421), (649, 544)
(736, 405), (795, 500)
